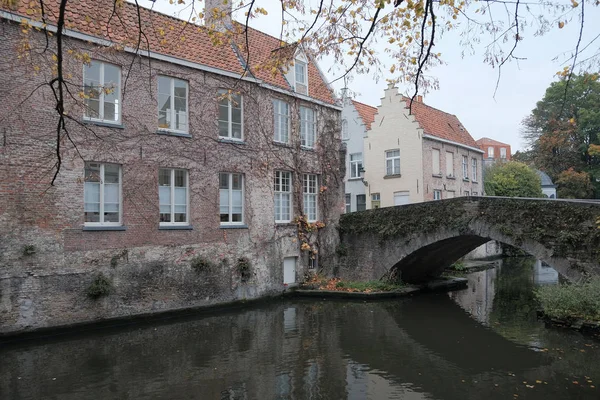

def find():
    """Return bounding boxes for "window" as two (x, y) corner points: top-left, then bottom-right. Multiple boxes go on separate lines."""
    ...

(500, 147), (507, 159)
(295, 60), (307, 94)
(345, 194), (351, 213)
(386, 149), (400, 175)
(84, 162), (121, 225)
(464, 191), (470, 196)
(462, 156), (469, 179)
(432, 149), (440, 176)
(218, 90), (242, 140)
(300, 107), (316, 148)
(349, 153), (363, 179)
(219, 173), (244, 225)
(273, 99), (290, 143)
(303, 174), (318, 222)
(471, 158), (478, 182)
(447, 191), (455, 198)
(158, 76), (188, 132)
(488, 147), (494, 158)
(371, 193), (381, 209)
(159, 169), (188, 225)
(394, 191), (410, 206)
(446, 152), (454, 177)
(308, 253), (318, 270)
(274, 171), (292, 222)
(433, 190), (442, 200)
(473, 192), (478, 196)
(356, 194), (366, 211)
(342, 119), (349, 140)
(84, 60), (121, 123)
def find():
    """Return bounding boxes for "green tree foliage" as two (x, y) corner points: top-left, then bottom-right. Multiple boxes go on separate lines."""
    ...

(522, 73), (600, 197)
(484, 162), (543, 198)
(555, 168), (594, 199)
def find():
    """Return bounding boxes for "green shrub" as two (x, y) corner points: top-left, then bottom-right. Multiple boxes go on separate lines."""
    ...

(22, 245), (36, 256)
(190, 256), (215, 273)
(535, 279), (600, 321)
(449, 261), (466, 271)
(87, 274), (112, 299)
(236, 257), (252, 283)
(335, 280), (404, 292)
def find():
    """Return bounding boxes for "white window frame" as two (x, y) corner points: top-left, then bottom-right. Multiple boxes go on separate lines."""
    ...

(488, 147), (494, 158)
(432, 149), (441, 176)
(433, 190), (442, 200)
(219, 173), (244, 226)
(274, 171), (293, 223)
(273, 99), (290, 144)
(345, 193), (351, 213)
(471, 158), (478, 182)
(83, 60), (121, 124)
(218, 89), (243, 141)
(464, 191), (470, 196)
(349, 153), (363, 179)
(462, 156), (469, 180)
(356, 194), (366, 211)
(446, 151), (454, 178)
(157, 75), (188, 133)
(500, 147), (507, 159)
(303, 174), (318, 222)
(295, 60), (307, 87)
(300, 107), (316, 148)
(386, 149), (401, 176)
(159, 168), (189, 226)
(84, 162), (122, 226)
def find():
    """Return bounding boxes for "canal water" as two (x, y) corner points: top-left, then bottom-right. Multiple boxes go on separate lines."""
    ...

(1, 257), (599, 399)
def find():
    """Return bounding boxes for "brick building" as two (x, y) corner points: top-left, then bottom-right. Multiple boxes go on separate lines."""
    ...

(362, 85), (484, 207)
(476, 137), (512, 168)
(0, 0), (343, 334)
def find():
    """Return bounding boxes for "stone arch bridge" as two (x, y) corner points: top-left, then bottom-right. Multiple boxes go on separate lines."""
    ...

(337, 197), (600, 283)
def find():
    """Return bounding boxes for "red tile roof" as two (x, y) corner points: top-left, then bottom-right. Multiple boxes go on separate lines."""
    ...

(351, 100), (377, 130)
(402, 97), (480, 149)
(2, 0), (336, 105)
(476, 137), (510, 147)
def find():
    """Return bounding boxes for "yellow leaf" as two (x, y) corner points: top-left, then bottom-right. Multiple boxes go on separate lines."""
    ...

(558, 21), (565, 29)
(571, 0), (579, 7)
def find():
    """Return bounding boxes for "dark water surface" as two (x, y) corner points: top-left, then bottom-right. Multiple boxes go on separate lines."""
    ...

(1, 257), (599, 399)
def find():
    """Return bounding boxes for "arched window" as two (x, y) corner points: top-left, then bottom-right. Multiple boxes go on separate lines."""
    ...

(342, 119), (349, 140)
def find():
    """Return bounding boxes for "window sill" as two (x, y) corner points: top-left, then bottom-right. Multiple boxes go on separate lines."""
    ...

(384, 174), (402, 180)
(83, 119), (124, 129)
(432, 174), (442, 178)
(275, 222), (295, 226)
(301, 146), (315, 151)
(83, 226), (127, 231)
(157, 130), (192, 138)
(471, 181), (478, 184)
(463, 178), (470, 182)
(272, 141), (291, 148)
(348, 177), (362, 181)
(159, 225), (193, 230)
(446, 176), (456, 180)
(219, 138), (245, 145)
(220, 224), (248, 229)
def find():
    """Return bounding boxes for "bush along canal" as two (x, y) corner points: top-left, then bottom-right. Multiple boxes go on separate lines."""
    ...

(1, 256), (599, 399)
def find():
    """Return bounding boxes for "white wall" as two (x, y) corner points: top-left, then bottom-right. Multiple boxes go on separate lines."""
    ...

(341, 96), (367, 212)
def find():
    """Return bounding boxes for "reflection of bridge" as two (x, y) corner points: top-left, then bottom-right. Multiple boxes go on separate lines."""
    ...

(337, 295), (582, 400)
(338, 197), (600, 283)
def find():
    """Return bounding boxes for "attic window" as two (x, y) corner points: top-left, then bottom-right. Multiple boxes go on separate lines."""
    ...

(295, 60), (308, 95)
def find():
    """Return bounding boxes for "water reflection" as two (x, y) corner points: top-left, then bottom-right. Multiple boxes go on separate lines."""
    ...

(1, 258), (599, 399)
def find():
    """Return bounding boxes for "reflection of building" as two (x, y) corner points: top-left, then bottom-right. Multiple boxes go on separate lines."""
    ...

(533, 260), (559, 285)
(463, 240), (503, 260)
(535, 170), (558, 199)
(449, 267), (497, 324)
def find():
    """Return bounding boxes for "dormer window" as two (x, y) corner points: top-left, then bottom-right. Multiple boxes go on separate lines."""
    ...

(294, 60), (308, 95)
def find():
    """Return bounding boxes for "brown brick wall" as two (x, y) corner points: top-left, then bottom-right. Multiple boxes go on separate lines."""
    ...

(0, 20), (343, 334)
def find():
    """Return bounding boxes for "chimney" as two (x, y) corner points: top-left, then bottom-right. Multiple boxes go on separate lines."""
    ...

(417, 95), (423, 103)
(205, 0), (232, 32)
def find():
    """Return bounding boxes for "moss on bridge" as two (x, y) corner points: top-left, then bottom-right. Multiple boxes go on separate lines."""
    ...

(339, 197), (600, 265)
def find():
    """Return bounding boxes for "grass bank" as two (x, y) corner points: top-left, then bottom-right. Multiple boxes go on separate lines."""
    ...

(535, 279), (600, 322)
(303, 276), (405, 293)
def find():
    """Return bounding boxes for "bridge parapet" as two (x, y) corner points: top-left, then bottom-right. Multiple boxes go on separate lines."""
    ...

(337, 197), (600, 283)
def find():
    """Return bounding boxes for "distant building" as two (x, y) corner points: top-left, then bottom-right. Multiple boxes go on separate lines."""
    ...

(363, 86), (484, 207)
(476, 137), (511, 168)
(536, 170), (558, 198)
(341, 94), (376, 212)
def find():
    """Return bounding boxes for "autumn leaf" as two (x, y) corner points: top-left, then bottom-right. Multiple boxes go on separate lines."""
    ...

(558, 21), (565, 29)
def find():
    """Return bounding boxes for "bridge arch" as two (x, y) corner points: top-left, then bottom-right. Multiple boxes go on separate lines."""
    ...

(337, 197), (600, 283)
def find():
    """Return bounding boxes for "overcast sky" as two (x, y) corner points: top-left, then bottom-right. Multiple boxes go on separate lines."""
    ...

(141, 0), (600, 152)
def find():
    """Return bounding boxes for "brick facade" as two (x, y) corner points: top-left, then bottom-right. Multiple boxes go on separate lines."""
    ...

(0, 18), (343, 334)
